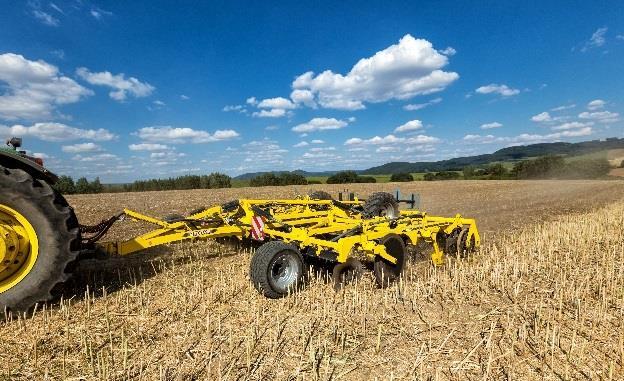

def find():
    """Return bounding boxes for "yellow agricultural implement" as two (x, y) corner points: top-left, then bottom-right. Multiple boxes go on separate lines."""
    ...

(85, 192), (480, 298)
(0, 138), (480, 311)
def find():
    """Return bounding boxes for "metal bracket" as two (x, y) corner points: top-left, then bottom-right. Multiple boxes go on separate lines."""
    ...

(395, 189), (420, 209)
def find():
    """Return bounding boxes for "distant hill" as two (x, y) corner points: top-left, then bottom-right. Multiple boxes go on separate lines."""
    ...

(234, 138), (624, 179)
(234, 169), (337, 180)
(362, 138), (624, 174)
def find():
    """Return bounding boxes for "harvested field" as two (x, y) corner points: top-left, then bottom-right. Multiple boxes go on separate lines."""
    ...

(71, 179), (624, 236)
(1, 180), (624, 380)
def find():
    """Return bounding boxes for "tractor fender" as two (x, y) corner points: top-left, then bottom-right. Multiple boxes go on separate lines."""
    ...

(0, 150), (58, 184)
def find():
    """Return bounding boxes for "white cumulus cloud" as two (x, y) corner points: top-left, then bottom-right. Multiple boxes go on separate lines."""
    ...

(0, 53), (92, 120)
(578, 110), (620, 123)
(345, 134), (439, 146)
(135, 126), (239, 143)
(440, 47), (456, 56)
(550, 104), (576, 111)
(475, 83), (520, 97)
(376, 146), (402, 153)
(0, 122), (115, 142)
(463, 127), (593, 145)
(72, 153), (118, 162)
(257, 97), (296, 110)
(403, 97), (442, 111)
(128, 143), (169, 151)
(551, 122), (594, 131)
(531, 112), (553, 123)
(290, 89), (316, 108)
(249, 97), (297, 118)
(62, 142), (102, 153)
(587, 99), (605, 110)
(394, 119), (423, 133)
(252, 108), (287, 118)
(292, 117), (350, 133)
(480, 122), (503, 129)
(76, 67), (154, 101)
(290, 34), (459, 110)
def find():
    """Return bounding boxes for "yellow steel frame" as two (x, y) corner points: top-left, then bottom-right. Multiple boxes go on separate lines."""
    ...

(98, 198), (480, 266)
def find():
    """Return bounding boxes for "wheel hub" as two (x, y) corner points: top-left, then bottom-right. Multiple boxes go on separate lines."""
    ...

(0, 223), (21, 273)
(270, 253), (298, 291)
(0, 204), (38, 293)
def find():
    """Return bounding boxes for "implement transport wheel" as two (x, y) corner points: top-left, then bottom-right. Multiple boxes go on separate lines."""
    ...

(373, 234), (406, 288)
(309, 190), (333, 200)
(332, 258), (363, 291)
(457, 227), (476, 258)
(250, 241), (305, 298)
(363, 192), (399, 219)
(0, 167), (80, 314)
(443, 228), (461, 257)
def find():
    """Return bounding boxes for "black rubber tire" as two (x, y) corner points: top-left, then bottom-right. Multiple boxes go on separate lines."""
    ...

(373, 234), (406, 288)
(0, 166), (80, 314)
(221, 200), (240, 213)
(457, 227), (475, 258)
(250, 241), (305, 298)
(362, 192), (399, 219)
(332, 258), (363, 291)
(163, 214), (185, 223)
(188, 207), (207, 216)
(309, 190), (333, 200)
(444, 228), (461, 257)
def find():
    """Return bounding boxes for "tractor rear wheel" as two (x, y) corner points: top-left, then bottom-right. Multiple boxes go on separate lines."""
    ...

(0, 166), (80, 314)
(250, 241), (305, 298)
(373, 234), (406, 287)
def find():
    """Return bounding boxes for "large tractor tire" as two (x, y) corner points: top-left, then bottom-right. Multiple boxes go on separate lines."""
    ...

(0, 166), (80, 314)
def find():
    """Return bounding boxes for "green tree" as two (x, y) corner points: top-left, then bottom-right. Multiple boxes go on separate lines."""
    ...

(278, 173), (308, 185)
(390, 173), (414, 182)
(207, 172), (232, 188)
(326, 171), (360, 184)
(486, 163), (508, 179)
(75, 177), (92, 194)
(90, 177), (103, 193)
(423, 171), (460, 181)
(462, 166), (477, 179)
(356, 176), (377, 183)
(512, 155), (566, 179)
(250, 173), (281, 186)
(54, 175), (76, 194)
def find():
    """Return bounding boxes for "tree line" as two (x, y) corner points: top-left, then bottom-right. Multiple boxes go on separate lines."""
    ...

(249, 172), (309, 186)
(52, 155), (615, 195)
(461, 156), (612, 180)
(54, 176), (104, 194)
(53, 173), (232, 194)
(387, 156), (613, 182)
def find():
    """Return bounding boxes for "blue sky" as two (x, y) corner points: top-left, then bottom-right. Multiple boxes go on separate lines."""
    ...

(0, 1), (623, 182)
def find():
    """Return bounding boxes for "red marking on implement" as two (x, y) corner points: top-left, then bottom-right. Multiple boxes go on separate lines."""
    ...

(250, 215), (265, 241)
